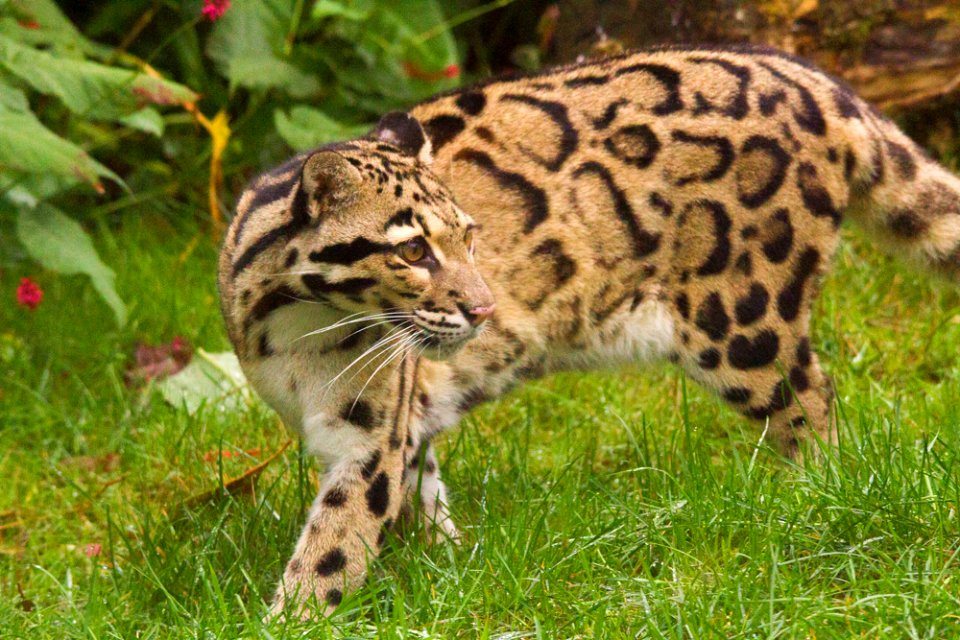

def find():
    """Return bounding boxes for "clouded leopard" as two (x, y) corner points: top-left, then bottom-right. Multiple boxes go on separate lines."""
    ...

(218, 44), (960, 617)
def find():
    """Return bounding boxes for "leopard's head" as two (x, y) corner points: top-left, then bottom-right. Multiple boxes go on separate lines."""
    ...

(282, 112), (495, 359)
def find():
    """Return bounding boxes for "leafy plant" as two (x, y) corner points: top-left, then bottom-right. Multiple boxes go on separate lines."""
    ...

(0, 0), (464, 326)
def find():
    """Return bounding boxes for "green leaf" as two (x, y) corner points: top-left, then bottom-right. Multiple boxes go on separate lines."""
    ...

(0, 34), (196, 122)
(0, 108), (118, 188)
(156, 349), (251, 415)
(274, 106), (370, 150)
(311, 0), (374, 21)
(15, 203), (127, 326)
(0, 0), (101, 56)
(206, 0), (320, 98)
(119, 107), (165, 137)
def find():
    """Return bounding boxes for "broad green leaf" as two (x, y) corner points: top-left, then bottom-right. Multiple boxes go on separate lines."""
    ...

(119, 107), (164, 137)
(311, 0), (374, 21)
(15, 203), (127, 326)
(0, 35), (196, 122)
(0, 78), (27, 111)
(274, 106), (370, 150)
(0, 109), (118, 188)
(0, 0), (100, 55)
(156, 349), (251, 415)
(207, 0), (320, 98)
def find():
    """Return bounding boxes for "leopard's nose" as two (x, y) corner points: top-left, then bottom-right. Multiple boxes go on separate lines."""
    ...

(465, 304), (495, 327)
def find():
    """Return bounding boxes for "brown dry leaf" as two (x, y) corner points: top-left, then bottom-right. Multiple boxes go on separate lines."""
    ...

(61, 452), (120, 473)
(183, 440), (291, 509)
(125, 336), (193, 385)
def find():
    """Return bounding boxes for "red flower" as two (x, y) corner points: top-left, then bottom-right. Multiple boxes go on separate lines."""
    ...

(443, 64), (460, 79)
(16, 278), (42, 310)
(84, 543), (102, 558)
(201, 0), (230, 21)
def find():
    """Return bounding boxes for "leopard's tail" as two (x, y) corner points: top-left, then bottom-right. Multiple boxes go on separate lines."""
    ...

(843, 108), (960, 281)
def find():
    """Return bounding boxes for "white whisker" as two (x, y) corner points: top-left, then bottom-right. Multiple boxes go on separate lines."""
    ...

(319, 325), (415, 397)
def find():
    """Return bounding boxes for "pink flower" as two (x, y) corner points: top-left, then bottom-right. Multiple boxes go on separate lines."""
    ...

(16, 277), (42, 310)
(201, 0), (230, 21)
(84, 543), (102, 558)
(443, 64), (460, 79)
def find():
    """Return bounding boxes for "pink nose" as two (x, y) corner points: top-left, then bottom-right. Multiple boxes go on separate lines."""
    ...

(467, 304), (495, 326)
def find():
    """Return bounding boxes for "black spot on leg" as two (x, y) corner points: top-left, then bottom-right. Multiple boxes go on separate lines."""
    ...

(789, 366), (810, 392)
(366, 471), (390, 517)
(728, 330), (779, 370)
(326, 588), (343, 606)
(888, 209), (928, 238)
(723, 387), (752, 403)
(675, 292), (690, 319)
(695, 292), (730, 341)
(361, 450), (381, 480)
(315, 549), (346, 576)
(699, 348), (721, 370)
(377, 517), (393, 547)
(284, 248), (299, 268)
(323, 486), (347, 508)
(796, 338), (811, 367)
(797, 163), (842, 227)
(735, 284), (770, 326)
(761, 209), (794, 263)
(777, 247), (820, 322)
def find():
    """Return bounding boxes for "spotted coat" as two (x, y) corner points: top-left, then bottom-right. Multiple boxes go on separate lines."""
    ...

(218, 44), (960, 618)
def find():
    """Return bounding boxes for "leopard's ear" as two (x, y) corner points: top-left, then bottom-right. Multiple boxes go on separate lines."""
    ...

(301, 150), (363, 218)
(375, 112), (433, 165)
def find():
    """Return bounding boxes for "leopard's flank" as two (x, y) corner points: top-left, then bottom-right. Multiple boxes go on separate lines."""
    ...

(218, 44), (960, 617)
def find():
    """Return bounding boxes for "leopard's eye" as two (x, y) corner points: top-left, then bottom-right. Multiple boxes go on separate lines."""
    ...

(397, 238), (427, 263)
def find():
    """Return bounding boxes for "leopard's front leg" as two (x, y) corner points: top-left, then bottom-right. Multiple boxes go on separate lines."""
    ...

(271, 434), (405, 618)
(271, 359), (415, 619)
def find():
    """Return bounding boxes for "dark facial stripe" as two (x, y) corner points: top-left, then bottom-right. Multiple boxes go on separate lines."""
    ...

(454, 149), (549, 233)
(309, 238), (389, 265)
(614, 63), (683, 115)
(302, 275), (377, 297)
(688, 57), (751, 120)
(244, 285), (299, 333)
(501, 94), (579, 172)
(231, 188), (312, 278)
(756, 61), (826, 136)
(573, 161), (661, 258)
(384, 207), (415, 231)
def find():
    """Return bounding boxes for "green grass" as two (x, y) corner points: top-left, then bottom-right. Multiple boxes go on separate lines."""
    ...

(2, 208), (960, 639)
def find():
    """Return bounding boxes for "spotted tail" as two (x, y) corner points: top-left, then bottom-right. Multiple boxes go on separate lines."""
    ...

(844, 111), (960, 280)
